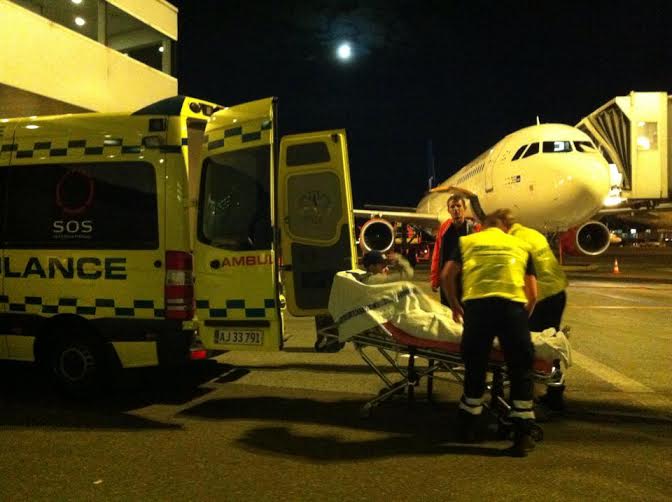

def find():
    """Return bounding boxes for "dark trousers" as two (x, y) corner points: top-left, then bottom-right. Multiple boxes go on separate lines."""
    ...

(529, 291), (566, 332)
(462, 298), (535, 404)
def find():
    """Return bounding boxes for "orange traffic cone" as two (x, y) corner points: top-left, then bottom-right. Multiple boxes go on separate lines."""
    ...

(612, 258), (620, 274)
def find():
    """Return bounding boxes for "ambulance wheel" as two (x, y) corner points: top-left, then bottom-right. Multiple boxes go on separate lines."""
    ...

(50, 335), (105, 397)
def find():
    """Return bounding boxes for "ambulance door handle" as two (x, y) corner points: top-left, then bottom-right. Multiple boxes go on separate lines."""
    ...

(154, 260), (162, 268)
(210, 259), (221, 269)
(279, 264), (293, 271)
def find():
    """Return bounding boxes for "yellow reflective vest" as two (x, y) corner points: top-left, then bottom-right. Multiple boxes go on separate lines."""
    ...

(509, 223), (568, 301)
(460, 227), (531, 304)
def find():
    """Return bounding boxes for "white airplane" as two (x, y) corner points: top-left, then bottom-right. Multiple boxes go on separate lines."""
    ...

(355, 123), (613, 255)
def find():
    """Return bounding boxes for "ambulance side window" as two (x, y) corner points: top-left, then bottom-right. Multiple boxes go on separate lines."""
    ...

(4, 162), (158, 249)
(198, 145), (271, 251)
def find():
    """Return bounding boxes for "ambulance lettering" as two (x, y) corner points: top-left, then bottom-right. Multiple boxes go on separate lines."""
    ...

(53, 220), (94, 236)
(220, 254), (272, 267)
(1, 257), (127, 279)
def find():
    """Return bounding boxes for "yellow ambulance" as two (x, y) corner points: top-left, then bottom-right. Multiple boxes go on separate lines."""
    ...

(0, 96), (219, 394)
(192, 98), (357, 352)
(0, 95), (357, 392)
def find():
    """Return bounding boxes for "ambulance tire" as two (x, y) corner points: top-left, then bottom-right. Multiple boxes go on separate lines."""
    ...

(48, 332), (107, 398)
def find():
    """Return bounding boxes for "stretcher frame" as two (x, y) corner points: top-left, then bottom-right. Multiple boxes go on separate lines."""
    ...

(318, 321), (565, 427)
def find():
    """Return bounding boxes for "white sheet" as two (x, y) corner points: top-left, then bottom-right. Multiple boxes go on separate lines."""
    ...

(328, 270), (572, 368)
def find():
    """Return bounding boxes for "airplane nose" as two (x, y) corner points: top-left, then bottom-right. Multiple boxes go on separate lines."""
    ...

(542, 155), (611, 227)
(572, 157), (611, 206)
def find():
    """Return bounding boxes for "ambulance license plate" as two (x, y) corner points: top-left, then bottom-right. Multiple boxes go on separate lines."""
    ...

(214, 329), (264, 345)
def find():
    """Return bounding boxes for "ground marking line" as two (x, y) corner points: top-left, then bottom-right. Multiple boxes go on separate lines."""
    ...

(566, 306), (672, 309)
(571, 283), (672, 291)
(571, 350), (672, 410)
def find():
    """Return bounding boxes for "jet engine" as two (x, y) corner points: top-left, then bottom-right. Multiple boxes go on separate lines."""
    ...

(359, 218), (395, 252)
(559, 220), (611, 256)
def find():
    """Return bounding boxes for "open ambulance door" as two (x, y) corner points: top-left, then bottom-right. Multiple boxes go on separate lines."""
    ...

(193, 98), (282, 351)
(278, 130), (357, 317)
(0, 123), (12, 359)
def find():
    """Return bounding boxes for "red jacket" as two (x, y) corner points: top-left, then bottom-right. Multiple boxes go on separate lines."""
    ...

(430, 218), (481, 289)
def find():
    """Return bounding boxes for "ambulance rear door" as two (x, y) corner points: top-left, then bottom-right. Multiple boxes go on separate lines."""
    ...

(194, 98), (281, 351)
(0, 121), (13, 359)
(278, 130), (357, 316)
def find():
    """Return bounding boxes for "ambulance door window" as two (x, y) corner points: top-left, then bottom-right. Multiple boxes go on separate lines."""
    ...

(286, 172), (342, 241)
(198, 145), (272, 251)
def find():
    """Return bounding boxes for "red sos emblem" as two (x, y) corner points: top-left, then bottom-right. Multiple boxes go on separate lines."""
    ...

(55, 170), (95, 215)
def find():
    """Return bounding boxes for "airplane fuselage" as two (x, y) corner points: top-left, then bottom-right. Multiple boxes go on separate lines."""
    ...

(417, 124), (611, 233)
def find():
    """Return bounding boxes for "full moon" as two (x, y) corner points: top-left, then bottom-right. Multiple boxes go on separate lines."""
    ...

(336, 42), (353, 61)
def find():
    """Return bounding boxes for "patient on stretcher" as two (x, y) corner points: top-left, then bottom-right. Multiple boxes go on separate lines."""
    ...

(328, 270), (572, 374)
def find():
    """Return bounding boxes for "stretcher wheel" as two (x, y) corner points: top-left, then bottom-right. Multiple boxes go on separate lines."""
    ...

(530, 424), (544, 442)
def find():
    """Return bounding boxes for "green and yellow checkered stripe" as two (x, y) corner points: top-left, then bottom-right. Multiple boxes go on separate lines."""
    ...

(205, 119), (272, 151)
(0, 138), (183, 159)
(196, 298), (276, 318)
(0, 295), (164, 318)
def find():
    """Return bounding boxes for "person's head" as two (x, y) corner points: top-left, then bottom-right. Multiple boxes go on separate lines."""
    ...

(483, 208), (515, 231)
(362, 250), (387, 274)
(447, 194), (466, 223)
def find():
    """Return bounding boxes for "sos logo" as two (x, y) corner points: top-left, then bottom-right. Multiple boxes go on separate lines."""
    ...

(53, 169), (95, 237)
(53, 220), (93, 234)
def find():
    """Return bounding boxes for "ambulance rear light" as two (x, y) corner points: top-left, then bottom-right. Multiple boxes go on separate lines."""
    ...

(190, 349), (208, 360)
(165, 251), (194, 320)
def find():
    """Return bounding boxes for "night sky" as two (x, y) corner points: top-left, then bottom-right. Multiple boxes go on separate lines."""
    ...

(171, 0), (671, 208)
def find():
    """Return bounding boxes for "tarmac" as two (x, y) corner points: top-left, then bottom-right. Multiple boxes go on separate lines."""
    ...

(561, 246), (672, 284)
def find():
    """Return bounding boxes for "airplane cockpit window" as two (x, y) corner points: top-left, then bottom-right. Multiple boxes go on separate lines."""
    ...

(521, 142), (539, 158)
(542, 141), (572, 153)
(574, 141), (597, 153)
(511, 145), (527, 161)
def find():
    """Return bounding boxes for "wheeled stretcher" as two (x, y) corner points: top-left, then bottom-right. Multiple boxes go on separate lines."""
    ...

(324, 271), (572, 426)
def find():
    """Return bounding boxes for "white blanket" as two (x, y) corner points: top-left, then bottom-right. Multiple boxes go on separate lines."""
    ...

(328, 271), (572, 368)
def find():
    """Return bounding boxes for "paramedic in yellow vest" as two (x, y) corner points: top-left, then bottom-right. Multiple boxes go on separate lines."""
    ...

(506, 216), (567, 331)
(441, 209), (539, 456)
(502, 209), (568, 411)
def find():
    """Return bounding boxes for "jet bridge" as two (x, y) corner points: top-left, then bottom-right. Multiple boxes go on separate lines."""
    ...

(577, 91), (670, 203)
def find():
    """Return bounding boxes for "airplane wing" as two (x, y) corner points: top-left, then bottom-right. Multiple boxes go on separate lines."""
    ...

(353, 209), (440, 227)
(353, 185), (487, 230)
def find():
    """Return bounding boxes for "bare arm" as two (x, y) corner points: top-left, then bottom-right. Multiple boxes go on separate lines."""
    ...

(523, 273), (538, 317)
(386, 253), (414, 281)
(441, 260), (464, 323)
